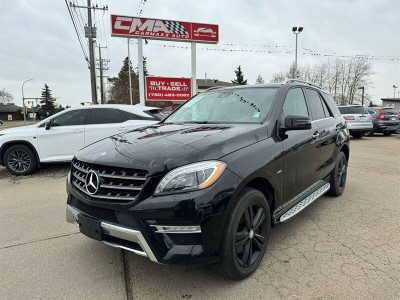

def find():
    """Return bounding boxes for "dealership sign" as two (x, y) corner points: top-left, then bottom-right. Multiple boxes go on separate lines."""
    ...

(146, 77), (191, 101)
(111, 15), (219, 43)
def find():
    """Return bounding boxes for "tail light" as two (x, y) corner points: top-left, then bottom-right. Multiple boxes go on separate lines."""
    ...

(377, 109), (384, 119)
(343, 116), (355, 120)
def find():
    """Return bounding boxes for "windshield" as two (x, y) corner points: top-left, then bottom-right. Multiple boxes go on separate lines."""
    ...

(338, 106), (368, 114)
(165, 88), (278, 124)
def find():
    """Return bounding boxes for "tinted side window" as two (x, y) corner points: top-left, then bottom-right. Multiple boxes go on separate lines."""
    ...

(51, 109), (87, 127)
(89, 109), (126, 124)
(121, 111), (156, 121)
(282, 88), (309, 118)
(322, 93), (341, 116)
(305, 88), (325, 120)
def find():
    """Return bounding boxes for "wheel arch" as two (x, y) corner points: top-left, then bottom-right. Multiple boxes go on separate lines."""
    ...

(0, 140), (41, 168)
(340, 143), (350, 162)
(229, 176), (277, 227)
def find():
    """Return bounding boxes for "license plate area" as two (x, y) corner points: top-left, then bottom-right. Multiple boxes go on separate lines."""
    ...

(78, 213), (104, 241)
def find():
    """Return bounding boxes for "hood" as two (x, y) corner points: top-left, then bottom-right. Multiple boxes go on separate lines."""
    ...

(0, 125), (37, 135)
(75, 123), (268, 176)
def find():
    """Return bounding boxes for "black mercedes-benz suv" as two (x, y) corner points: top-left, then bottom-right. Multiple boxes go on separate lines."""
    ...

(66, 80), (350, 280)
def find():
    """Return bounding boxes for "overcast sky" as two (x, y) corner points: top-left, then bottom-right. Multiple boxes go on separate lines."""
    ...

(1, 0), (399, 107)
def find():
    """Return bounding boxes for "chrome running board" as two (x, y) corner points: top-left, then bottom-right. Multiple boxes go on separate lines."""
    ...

(279, 183), (330, 223)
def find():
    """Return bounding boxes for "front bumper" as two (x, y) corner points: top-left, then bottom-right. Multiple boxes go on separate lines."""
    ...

(66, 168), (241, 265)
(66, 204), (158, 262)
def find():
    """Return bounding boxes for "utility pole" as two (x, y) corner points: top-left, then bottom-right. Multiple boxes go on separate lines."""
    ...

(87, 0), (97, 104)
(95, 44), (108, 104)
(70, 1), (108, 105)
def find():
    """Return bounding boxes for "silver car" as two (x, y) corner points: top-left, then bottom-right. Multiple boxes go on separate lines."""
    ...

(337, 105), (373, 138)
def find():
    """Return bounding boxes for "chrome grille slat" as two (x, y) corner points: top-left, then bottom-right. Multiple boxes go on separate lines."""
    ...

(72, 180), (137, 201)
(72, 171), (86, 183)
(72, 162), (89, 173)
(70, 159), (148, 202)
(99, 173), (147, 181)
(100, 184), (143, 191)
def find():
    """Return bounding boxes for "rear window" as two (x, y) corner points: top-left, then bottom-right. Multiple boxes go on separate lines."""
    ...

(338, 106), (368, 114)
(382, 108), (399, 115)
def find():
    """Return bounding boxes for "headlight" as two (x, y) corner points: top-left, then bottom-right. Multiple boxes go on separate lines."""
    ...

(154, 161), (226, 195)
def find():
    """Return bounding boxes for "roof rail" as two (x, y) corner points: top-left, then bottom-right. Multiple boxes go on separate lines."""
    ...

(203, 86), (224, 92)
(285, 79), (322, 89)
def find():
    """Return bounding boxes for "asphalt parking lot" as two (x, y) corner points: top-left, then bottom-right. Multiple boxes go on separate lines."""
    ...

(0, 135), (399, 299)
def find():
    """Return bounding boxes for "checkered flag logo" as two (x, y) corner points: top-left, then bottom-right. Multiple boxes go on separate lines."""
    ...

(163, 21), (188, 35)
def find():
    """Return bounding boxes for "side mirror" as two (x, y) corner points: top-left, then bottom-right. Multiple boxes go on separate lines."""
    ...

(283, 115), (312, 131)
(45, 121), (52, 130)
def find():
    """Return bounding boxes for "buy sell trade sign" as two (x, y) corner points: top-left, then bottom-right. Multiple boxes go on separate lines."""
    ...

(146, 77), (191, 101)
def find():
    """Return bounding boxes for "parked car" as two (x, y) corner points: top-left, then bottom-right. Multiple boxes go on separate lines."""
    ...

(337, 105), (373, 138)
(0, 104), (162, 175)
(367, 107), (400, 136)
(66, 80), (350, 280)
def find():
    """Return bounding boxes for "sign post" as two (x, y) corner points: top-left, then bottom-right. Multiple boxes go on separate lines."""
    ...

(111, 15), (219, 103)
(138, 38), (145, 106)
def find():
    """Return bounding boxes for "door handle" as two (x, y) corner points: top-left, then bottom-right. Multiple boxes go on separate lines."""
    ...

(312, 132), (320, 139)
(72, 130), (83, 133)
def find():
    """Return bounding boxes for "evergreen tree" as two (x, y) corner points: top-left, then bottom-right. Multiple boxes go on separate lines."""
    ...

(40, 84), (56, 116)
(255, 74), (265, 84)
(231, 65), (247, 85)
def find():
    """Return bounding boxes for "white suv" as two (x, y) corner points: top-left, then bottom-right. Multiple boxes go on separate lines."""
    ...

(0, 104), (162, 175)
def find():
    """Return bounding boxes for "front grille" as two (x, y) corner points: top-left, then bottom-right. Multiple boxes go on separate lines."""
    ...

(71, 159), (148, 202)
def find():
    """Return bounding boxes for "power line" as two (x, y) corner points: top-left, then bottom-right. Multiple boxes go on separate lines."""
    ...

(65, 0), (89, 64)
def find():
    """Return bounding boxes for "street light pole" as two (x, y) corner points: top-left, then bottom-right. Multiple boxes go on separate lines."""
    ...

(292, 26), (303, 78)
(22, 79), (33, 124)
(358, 86), (365, 106)
(393, 85), (398, 98)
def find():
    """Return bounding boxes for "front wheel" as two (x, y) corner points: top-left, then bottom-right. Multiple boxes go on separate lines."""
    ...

(4, 144), (38, 175)
(327, 151), (347, 197)
(212, 188), (271, 280)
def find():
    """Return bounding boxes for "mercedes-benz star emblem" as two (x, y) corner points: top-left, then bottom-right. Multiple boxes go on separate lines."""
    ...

(85, 170), (100, 195)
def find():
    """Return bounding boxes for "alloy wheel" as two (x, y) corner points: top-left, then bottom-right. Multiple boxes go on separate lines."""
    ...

(8, 149), (31, 173)
(235, 202), (268, 268)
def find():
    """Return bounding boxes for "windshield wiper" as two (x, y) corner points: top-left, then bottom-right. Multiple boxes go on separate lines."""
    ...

(183, 121), (214, 124)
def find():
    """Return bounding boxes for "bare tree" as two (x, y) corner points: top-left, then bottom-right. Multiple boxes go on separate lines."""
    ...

(271, 72), (286, 83)
(0, 89), (13, 104)
(255, 74), (265, 84)
(270, 57), (373, 105)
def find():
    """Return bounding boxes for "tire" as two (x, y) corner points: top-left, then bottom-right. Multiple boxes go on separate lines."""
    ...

(212, 188), (271, 280)
(351, 132), (364, 139)
(327, 151), (347, 197)
(4, 144), (38, 175)
(367, 131), (374, 137)
(383, 132), (392, 136)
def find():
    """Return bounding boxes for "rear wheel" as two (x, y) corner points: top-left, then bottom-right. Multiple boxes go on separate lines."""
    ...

(212, 188), (271, 280)
(351, 132), (364, 139)
(327, 151), (347, 197)
(383, 132), (392, 136)
(4, 144), (37, 175)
